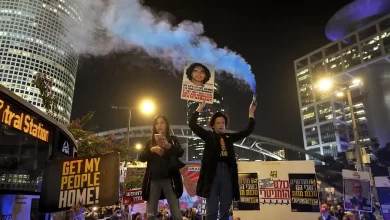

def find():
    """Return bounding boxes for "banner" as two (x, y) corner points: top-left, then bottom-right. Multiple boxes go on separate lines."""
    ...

(236, 172), (260, 210)
(39, 152), (120, 213)
(259, 171), (290, 205)
(374, 177), (390, 220)
(122, 188), (144, 205)
(157, 162), (202, 211)
(288, 174), (320, 212)
(181, 60), (215, 104)
(342, 169), (372, 212)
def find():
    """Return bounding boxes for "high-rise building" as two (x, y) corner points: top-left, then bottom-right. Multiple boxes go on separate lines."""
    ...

(0, 0), (82, 124)
(294, 0), (390, 162)
(186, 83), (227, 161)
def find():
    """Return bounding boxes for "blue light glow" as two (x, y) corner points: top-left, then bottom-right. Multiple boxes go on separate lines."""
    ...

(325, 0), (390, 41)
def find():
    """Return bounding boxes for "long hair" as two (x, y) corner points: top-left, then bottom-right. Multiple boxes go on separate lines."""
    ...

(150, 115), (171, 147)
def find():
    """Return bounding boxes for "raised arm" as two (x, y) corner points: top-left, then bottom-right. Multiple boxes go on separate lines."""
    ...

(138, 139), (152, 162)
(165, 136), (184, 157)
(230, 102), (257, 142)
(188, 101), (210, 139)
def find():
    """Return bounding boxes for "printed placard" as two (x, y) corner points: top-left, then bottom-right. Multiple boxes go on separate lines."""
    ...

(180, 60), (215, 104)
(342, 169), (372, 212)
(237, 172), (260, 210)
(289, 174), (320, 212)
(39, 153), (120, 213)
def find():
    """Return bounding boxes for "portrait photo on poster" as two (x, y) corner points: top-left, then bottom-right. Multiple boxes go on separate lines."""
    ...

(343, 178), (372, 212)
(180, 60), (215, 104)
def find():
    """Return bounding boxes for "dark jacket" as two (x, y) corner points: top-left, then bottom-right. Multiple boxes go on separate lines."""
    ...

(139, 135), (185, 201)
(188, 111), (255, 200)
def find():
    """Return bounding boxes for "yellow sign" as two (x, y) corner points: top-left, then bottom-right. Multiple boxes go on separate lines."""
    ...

(0, 98), (50, 142)
(59, 157), (101, 208)
(270, 171), (278, 178)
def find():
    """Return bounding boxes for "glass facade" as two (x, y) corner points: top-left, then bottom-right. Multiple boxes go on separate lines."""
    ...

(0, 0), (82, 124)
(295, 14), (390, 159)
(0, 85), (76, 193)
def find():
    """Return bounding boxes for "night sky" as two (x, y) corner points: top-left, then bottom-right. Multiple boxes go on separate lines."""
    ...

(71, 1), (354, 147)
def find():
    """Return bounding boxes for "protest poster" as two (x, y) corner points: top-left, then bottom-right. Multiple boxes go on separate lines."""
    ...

(342, 169), (372, 212)
(180, 60), (215, 104)
(122, 188), (144, 205)
(39, 152), (120, 213)
(236, 172), (260, 210)
(288, 173), (320, 212)
(374, 176), (390, 220)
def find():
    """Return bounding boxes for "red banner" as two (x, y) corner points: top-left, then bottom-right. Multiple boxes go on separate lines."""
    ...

(122, 188), (144, 205)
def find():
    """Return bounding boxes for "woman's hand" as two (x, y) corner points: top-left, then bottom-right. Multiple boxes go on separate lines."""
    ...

(157, 138), (171, 150)
(249, 102), (257, 118)
(196, 101), (206, 112)
(150, 146), (165, 156)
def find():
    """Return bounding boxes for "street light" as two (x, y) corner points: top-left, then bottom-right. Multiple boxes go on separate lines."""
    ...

(336, 91), (344, 97)
(316, 78), (364, 171)
(135, 143), (142, 160)
(111, 100), (155, 149)
(317, 78), (333, 91)
(141, 100), (154, 114)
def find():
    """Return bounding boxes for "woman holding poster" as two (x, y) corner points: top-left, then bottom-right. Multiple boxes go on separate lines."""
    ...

(139, 115), (186, 220)
(188, 100), (257, 220)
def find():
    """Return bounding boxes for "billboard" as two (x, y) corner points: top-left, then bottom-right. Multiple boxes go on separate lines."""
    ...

(39, 152), (120, 213)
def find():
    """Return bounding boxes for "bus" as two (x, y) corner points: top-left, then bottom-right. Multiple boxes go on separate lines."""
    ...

(0, 84), (77, 219)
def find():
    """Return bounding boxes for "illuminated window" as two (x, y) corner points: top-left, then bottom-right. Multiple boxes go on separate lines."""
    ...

(0, 0), (82, 124)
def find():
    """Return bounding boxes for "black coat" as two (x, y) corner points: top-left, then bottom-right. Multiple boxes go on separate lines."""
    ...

(188, 111), (255, 200)
(139, 136), (185, 201)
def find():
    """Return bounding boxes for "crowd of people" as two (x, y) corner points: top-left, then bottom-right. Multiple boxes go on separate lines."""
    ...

(68, 203), (243, 220)
(319, 202), (378, 220)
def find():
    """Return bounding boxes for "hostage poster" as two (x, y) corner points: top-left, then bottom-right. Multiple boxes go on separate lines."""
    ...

(180, 60), (215, 104)
(39, 152), (120, 213)
(342, 169), (372, 212)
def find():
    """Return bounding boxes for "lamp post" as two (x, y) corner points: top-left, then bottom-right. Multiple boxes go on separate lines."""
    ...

(111, 100), (154, 149)
(111, 106), (132, 149)
(317, 78), (363, 171)
(345, 87), (364, 171)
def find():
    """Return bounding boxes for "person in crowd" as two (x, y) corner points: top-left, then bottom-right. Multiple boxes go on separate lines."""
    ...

(139, 115), (186, 220)
(97, 207), (107, 219)
(320, 205), (337, 220)
(188, 100), (257, 220)
(69, 202), (85, 220)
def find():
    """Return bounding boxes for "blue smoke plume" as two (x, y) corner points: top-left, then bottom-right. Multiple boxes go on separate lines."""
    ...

(75, 0), (256, 92)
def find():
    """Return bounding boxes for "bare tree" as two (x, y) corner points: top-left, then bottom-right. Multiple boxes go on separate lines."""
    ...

(32, 72), (60, 119)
